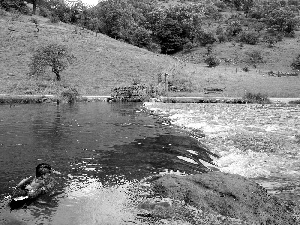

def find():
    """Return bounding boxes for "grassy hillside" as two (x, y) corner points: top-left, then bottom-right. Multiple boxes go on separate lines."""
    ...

(1, 10), (300, 97)
(0, 11), (175, 96)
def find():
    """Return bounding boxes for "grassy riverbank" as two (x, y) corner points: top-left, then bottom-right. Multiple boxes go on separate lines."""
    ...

(1, 11), (300, 98)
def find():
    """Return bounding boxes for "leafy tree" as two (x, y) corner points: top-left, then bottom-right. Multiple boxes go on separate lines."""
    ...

(29, 44), (75, 81)
(156, 17), (189, 54)
(222, 0), (254, 12)
(266, 7), (299, 33)
(95, 0), (145, 39)
(153, 4), (202, 54)
(131, 26), (152, 48)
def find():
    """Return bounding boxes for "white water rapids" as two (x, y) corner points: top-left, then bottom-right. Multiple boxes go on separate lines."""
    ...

(144, 102), (300, 201)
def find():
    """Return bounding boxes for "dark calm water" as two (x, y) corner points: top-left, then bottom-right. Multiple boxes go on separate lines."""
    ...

(0, 102), (214, 225)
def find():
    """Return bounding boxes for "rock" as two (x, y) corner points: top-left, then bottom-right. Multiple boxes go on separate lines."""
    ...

(151, 172), (296, 224)
(138, 198), (172, 211)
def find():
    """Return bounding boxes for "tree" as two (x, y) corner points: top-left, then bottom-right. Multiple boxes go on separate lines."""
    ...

(29, 44), (75, 81)
(153, 4), (202, 54)
(156, 17), (188, 54)
(266, 7), (299, 33)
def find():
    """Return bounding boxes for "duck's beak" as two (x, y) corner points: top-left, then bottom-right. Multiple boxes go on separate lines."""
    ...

(51, 169), (61, 175)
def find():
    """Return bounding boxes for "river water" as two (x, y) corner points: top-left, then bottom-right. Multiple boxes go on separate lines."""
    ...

(0, 102), (214, 225)
(144, 102), (300, 203)
(1, 102), (300, 224)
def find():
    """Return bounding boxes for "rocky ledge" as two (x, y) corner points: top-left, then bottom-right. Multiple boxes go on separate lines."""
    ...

(137, 172), (297, 225)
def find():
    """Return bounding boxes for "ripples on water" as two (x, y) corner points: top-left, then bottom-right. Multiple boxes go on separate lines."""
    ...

(2, 102), (300, 224)
(0, 102), (215, 225)
(145, 102), (300, 202)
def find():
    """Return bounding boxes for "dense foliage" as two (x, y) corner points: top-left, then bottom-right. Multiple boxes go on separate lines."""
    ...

(1, 0), (299, 55)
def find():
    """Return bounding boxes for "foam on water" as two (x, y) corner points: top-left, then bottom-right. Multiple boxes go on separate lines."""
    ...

(144, 103), (300, 195)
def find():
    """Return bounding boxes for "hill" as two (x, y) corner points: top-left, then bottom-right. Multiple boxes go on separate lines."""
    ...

(1, 10), (300, 98)
(0, 11), (175, 96)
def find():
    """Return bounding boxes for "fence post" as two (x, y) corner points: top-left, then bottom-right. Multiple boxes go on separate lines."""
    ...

(164, 73), (168, 94)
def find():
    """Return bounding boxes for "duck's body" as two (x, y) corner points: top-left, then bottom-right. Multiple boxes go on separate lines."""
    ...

(10, 174), (55, 210)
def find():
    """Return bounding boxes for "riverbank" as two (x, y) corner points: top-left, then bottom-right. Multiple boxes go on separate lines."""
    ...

(0, 94), (111, 104)
(1, 94), (300, 104)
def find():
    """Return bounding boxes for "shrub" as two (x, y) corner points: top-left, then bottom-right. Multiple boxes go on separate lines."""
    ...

(291, 54), (300, 70)
(183, 41), (194, 52)
(238, 30), (260, 45)
(204, 56), (220, 67)
(146, 42), (161, 53)
(168, 78), (194, 92)
(39, 7), (50, 17)
(195, 30), (217, 46)
(60, 87), (79, 103)
(263, 35), (278, 47)
(216, 26), (228, 42)
(131, 27), (153, 49)
(29, 43), (75, 81)
(243, 92), (270, 104)
(245, 50), (264, 65)
(226, 20), (243, 37)
(0, 0), (27, 12)
(242, 66), (250, 72)
(49, 13), (60, 23)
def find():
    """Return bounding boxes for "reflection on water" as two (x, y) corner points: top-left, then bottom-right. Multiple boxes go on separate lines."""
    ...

(0, 102), (215, 224)
(3, 101), (300, 224)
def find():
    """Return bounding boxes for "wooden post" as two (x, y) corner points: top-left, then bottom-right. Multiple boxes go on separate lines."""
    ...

(164, 73), (168, 94)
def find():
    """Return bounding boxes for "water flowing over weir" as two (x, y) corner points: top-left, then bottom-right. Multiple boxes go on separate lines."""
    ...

(144, 102), (300, 202)
(0, 102), (218, 225)
(1, 101), (300, 224)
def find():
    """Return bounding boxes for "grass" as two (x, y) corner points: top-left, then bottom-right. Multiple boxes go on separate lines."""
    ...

(1, 11), (300, 98)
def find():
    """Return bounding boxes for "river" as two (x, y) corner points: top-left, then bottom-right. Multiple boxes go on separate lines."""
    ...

(1, 101), (300, 224)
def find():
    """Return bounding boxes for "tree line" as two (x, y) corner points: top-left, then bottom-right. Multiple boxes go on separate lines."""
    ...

(1, 0), (300, 54)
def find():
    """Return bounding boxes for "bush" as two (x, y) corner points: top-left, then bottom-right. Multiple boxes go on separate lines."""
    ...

(291, 54), (300, 70)
(131, 27), (153, 49)
(183, 41), (194, 52)
(38, 7), (50, 17)
(204, 56), (220, 67)
(245, 50), (264, 65)
(243, 92), (270, 104)
(168, 78), (194, 92)
(216, 26), (228, 42)
(238, 30), (260, 45)
(50, 14), (60, 23)
(0, 0), (27, 12)
(146, 42), (161, 53)
(60, 87), (79, 103)
(263, 35), (278, 47)
(195, 30), (217, 46)
(226, 20), (243, 37)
